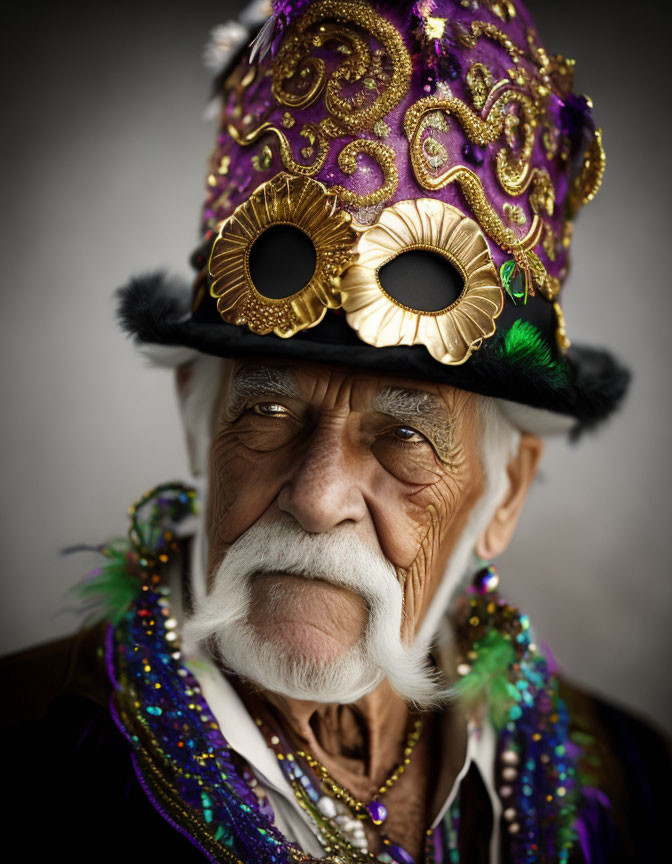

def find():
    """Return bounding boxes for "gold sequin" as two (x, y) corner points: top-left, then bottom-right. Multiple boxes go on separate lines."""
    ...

(425, 16), (447, 39)
(331, 139), (399, 207)
(466, 62), (495, 111)
(460, 0), (517, 19)
(553, 301), (571, 351)
(373, 119), (391, 138)
(542, 121), (560, 161)
(423, 136), (450, 170)
(530, 170), (555, 217)
(251, 144), (273, 171)
(542, 222), (557, 262)
(217, 155), (231, 175)
(562, 220), (574, 250)
(504, 203), (527, 226)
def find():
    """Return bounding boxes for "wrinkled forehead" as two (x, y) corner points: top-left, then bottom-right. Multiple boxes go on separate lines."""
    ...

(223, 356), (475, 423)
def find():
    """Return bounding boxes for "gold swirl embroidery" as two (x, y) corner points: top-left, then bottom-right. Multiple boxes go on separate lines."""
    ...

(409, 161), (542, 257)
(402, 151), (546, 297)
(455, 20), (523, 65)
(466, 62), (495, 111)
(227, 120), (330, 176)
(330, 139), (399, 207)
(271, 0), (412, 136)
(272, 19), (370, 110)
(565, 129), (606, 219)
(578, 128), (606, 206)
(404, 82), (556, 293)
(404, 90), (538, 197)
(227, 1), (411, 200)
(529, 169), (555, 216)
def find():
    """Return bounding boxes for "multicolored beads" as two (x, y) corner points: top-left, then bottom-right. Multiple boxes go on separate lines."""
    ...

(366, 800), (388, 826)
(87, 486), (590, 864)
(451, 567), (583, 863)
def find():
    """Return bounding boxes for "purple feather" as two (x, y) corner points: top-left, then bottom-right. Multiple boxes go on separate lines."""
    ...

(272, 0), (314, 25)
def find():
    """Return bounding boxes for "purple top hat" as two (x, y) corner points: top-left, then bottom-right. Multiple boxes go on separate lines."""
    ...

(118, 0), (628, 433)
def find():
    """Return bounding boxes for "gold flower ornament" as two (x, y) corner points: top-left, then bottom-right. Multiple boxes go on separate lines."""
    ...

(208, 173), (356, 338)
(341, 199), (503, 365)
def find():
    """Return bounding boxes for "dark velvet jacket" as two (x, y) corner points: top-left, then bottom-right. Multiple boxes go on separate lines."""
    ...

(1, 625), (669, 863)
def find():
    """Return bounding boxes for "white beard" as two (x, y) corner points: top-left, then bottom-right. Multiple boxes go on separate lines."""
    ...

(182, 515), (441, 707)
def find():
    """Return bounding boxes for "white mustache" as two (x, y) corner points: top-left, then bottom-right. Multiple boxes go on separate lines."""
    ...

(184, 513), (399, 638)
(233, 516), (397, 599)
(183, 514), (441, 706)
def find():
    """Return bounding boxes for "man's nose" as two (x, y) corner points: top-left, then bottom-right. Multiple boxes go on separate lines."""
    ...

(276, 426), (368, 533)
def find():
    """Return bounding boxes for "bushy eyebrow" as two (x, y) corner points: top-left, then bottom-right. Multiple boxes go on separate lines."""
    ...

(373, 386), (462, 469)
(226, 366), (301, 418)
(374, 386), (451, 425)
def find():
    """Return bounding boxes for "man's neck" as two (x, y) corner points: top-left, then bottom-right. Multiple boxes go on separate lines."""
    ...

(232, 676), (449, 859)
(234, 677), (415, 799)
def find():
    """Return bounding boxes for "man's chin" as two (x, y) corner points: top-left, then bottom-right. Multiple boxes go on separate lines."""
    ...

(212, 619), (381, 703)
(248, 572), (367, 662)
(252, 618), (358, 665)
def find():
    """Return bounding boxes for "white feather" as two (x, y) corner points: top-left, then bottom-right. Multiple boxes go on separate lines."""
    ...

(239, 0), (274, 28)
(203, 21), (250, 76)
(249, 15), (278, 63)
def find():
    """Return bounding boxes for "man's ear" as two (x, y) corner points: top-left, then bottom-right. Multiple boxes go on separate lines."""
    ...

(476, 433), (544, 560)
(174, 362), (202, 477)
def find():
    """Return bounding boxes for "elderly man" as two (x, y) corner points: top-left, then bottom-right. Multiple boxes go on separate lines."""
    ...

(2, 0), (669, 862)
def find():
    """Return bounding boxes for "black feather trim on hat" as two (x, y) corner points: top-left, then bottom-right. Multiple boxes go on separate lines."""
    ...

(117, 273), (192, 344)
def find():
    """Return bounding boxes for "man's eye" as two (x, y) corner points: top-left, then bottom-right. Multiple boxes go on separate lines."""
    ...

(392, 426), (425, 442)
(252, 402), (288, 417)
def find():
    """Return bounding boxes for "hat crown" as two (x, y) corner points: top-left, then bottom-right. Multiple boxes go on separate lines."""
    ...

(106, 0), (627, 433)
(200, 0), (603, 342)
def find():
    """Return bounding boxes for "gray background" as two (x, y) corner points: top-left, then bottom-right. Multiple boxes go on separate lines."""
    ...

(2, 1), (670, 734)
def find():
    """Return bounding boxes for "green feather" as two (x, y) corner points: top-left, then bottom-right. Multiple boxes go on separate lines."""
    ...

(75, 540), (139, 625)
(454, 630), (519, 730)
(499, 320), (568, 386)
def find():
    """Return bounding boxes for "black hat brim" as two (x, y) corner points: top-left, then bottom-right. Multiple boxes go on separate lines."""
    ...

(117, 272), (630, 437)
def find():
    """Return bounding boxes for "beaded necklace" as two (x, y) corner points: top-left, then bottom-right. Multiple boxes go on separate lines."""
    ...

(83, 484), (589, 864)
(453, 567), (581, 863)
(255, 714), (431, 863)
(295, 719), (423, 825)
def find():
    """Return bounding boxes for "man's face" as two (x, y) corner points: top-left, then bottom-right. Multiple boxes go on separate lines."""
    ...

(204, 358), (486, 668)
